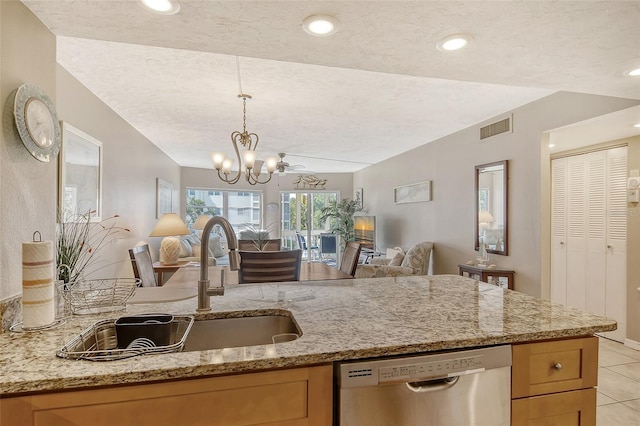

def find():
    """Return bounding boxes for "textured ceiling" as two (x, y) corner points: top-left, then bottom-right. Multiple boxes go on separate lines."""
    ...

(22, 0), (640, 172)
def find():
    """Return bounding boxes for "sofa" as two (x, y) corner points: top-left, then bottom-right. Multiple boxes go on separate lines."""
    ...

(354, 241), (433, 278)
(178, 233), (229, 266)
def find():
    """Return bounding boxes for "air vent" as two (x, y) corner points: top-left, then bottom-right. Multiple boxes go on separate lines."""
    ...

(347, 368), (373, 378)
(480, 116), (512, 140)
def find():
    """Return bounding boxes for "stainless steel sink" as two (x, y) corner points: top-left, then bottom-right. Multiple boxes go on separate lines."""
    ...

(183, 311), (302, 351)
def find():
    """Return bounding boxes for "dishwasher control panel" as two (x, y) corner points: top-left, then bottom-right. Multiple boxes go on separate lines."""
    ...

(378, 355), (484, 384)
(338, 345), (512, 388)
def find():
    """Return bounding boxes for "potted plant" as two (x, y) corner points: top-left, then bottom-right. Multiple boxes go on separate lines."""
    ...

(56, 210), (130, 285)
(238, 222), (277, 251)
(319, 198), (362, 252)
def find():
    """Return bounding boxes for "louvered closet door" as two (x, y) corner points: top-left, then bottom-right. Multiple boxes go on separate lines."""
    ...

(550, 147), (627, 343)
(604, 147), (627, 342)
(584, 151), (607, 316)
(566, 155), (587, 311)
(550, 158), (568, 305)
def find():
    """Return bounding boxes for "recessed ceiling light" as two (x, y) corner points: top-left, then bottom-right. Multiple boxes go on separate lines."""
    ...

(626, 68), (640, 76)
(437, 33), (473, 52)
(302, 15), (339, 36)
(140, 0), (180, 15)
(634, 123), (640, 128)
(548, 143), (556, 148)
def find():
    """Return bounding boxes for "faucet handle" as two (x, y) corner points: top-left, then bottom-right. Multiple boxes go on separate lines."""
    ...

(229, 250), (241, 271)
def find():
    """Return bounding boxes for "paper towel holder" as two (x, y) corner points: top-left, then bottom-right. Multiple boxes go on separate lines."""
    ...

(10, 231), (67, 333)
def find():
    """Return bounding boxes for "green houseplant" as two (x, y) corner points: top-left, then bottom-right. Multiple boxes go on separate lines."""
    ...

(319, 198), (362, 251)
(238, 222), (277, 251)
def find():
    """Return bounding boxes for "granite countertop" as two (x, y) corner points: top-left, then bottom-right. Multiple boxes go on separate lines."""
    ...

(0, 275), (616, 396)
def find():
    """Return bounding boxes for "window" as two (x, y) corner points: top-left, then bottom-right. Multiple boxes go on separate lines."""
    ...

(185, 188), (263, 234)
(280, 191), (339, 255)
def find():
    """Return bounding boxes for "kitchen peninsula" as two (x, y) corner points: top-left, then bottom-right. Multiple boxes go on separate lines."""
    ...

(0, 275), (615, 425)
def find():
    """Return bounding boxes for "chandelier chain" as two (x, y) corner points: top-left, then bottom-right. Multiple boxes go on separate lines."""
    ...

(242, 97), (247, 134)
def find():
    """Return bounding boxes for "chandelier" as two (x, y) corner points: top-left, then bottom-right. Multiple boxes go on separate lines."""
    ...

(211, 58), (277, 185)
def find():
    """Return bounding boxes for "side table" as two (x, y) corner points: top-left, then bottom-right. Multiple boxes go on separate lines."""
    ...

(360, 248), (383, 264)
(152, 260), (191, 286)
(458, 264), (515, 290)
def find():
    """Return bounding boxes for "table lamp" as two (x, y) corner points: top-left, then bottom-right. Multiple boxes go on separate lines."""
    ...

(150, 213), (190, 265)
(478, 210), (495, 230)
(193, 214), (212, 231)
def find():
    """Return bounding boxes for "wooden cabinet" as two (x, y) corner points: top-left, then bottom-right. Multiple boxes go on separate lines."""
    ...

(1, 365), (332, 426)
(512, 388), (596, 426)
(511, 337), (598, 426)
(1, 336), (601, 426)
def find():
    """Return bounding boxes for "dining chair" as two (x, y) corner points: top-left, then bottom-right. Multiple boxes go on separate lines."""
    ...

(128, 244), (157, 287)
(296, 231), (321, 261)
(319, 233), (337, 265)
(340, 242), (362, 277)
(238, 249), (303, 284)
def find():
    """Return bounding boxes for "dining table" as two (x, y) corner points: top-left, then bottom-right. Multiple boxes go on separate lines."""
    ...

(129, 261), (353, 304)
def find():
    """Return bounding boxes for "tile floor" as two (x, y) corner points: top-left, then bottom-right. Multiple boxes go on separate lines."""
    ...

(596, 337), (640, 425)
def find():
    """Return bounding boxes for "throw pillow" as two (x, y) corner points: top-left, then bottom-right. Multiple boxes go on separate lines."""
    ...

(191, 244), (201, 258)
(179, 237), (192, 257)
(400, 246), (418, 270)
(388, 252), (405, 266)
(386, 247), (405, 259)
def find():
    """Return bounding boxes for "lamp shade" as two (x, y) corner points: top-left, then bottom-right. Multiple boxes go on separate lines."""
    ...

(149, 213), (190, 237)
(193, 214), (213, 230)
(478, 210), (495, 224)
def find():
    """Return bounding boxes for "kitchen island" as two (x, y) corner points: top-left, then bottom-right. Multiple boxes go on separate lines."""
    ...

(0, 275), (616, 424)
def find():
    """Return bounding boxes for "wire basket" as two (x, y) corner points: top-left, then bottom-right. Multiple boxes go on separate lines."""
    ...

(56, 315), (194, 361)
(57, 278), (140, 315)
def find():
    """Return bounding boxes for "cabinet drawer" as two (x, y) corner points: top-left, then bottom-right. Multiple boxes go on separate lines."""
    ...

(512, 337), (598, 398)
(511, 388), (596, 426)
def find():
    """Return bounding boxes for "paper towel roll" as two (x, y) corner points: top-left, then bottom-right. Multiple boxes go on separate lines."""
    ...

(22, 240), (55, 328)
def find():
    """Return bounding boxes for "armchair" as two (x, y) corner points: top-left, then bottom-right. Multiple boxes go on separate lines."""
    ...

(354, 241), (433, 278)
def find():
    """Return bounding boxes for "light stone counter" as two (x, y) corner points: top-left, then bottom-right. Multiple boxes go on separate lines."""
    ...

(0, 275), (615, 396)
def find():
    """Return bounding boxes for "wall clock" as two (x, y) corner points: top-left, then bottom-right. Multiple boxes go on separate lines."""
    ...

(13, 83), (61, 162)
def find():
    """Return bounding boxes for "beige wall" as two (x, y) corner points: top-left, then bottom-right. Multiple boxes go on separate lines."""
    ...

(625, 137), (640, 343)
(181, 167), (353, 234)
(354, 92), (640, 299)
(56, 65), (182, 280)
(0, 2), (182, 301)
(0, 1), (58, 300)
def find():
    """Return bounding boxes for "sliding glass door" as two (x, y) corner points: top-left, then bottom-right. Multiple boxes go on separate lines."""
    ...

(280, 191), (338, 263)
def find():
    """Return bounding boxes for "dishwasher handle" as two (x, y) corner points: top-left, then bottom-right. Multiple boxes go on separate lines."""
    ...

(405, 367), (485, 393)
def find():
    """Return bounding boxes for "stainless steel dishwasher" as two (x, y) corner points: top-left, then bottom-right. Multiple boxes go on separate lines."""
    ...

(336, 345), (512, 426)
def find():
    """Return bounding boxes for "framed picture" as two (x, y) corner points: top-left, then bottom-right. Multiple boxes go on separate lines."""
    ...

(355, 187), (363, 209)
(58, 123), (103, 222)
(156, 178), (173, 218)
(393, 181), (432, 204)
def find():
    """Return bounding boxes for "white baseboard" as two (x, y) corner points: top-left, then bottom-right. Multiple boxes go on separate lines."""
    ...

(624, 338), (640, 351)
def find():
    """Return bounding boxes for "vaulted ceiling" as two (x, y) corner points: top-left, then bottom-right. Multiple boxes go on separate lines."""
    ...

(23, 0), (640, 172)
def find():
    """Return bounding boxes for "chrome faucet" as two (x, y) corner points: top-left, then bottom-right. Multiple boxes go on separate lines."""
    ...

(197, 216), (240, 312)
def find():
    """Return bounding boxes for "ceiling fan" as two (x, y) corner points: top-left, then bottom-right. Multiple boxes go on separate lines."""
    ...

(275, 153), (306, 174)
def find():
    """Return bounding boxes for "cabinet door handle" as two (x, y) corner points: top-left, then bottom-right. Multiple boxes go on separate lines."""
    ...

(607, 244), (613, 249)
(553, 363), (563, 371)
(560, 241), (565, 245)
